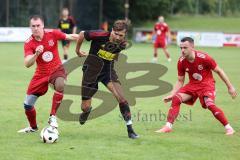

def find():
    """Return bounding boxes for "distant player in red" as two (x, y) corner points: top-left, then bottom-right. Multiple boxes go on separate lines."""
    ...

(152, 16), (171, 63)
(156, 37), (237, 135)
(18, 15), (78, 133)
(58, 8), (77, 63)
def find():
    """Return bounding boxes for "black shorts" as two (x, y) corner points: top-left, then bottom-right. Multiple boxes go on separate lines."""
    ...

(61, 40), (70, 47)
(81, 62), (119, 100)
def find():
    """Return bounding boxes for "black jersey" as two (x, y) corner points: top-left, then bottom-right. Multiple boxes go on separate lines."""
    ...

(81, 30), (124, 100)
(58, 16), (76, 34)
(84, 30), (125, 65)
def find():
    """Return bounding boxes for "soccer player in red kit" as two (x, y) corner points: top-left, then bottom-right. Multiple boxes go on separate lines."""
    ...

(18, 15), (78, 133)
(152, 16), (171, 63)
(155, 37), (237, 135)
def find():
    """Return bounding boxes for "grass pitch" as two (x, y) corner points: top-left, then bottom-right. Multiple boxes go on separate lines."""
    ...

(0, 42), (240, 160)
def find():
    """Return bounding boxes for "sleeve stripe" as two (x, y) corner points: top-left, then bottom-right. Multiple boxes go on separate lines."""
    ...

(89, 31), (109, 38)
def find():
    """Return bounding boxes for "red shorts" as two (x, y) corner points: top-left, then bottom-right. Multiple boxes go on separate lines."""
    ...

(27, 66), (67, 96)
(154, 39), (166, 48)
(177, 83), (216, 108)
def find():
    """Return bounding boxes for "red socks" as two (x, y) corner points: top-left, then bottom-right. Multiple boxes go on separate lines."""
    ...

(208, 105), (228, 126)
(25, 107), (37, 128)
(167, 95), (182, 123)
(50, 91), (63, 116)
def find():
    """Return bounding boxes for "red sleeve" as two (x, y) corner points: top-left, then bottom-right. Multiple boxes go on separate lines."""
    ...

(24, 42), (34, 57)
(84, 30), (109, 41)
(165, 25), (169, 32)
(52, 29), (66, 40)
(177, 59), (185, 76)
(206, 55), (217, 70)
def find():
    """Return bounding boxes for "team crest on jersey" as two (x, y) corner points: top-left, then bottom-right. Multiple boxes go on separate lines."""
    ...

(48, 40), (54, 46)
(42, 51), (53, 62)
(198, 65), (203, 70)
(192, 73), (203, 81)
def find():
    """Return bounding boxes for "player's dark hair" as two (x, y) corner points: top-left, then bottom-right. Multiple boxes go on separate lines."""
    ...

(181, 37), (194, 44)
(29, 15), (44, 23)
(113, 20), (129, 32)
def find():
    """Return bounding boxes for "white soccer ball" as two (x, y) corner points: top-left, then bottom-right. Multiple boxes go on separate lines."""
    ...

(40, 126), (59, 144)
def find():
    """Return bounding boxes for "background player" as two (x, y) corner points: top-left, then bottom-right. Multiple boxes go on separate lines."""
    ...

(75, 20), (139, 139)
(152, 16), (171, 63)
(156, 37), (237, 135)
(58, 8), (77, 63)
(18, 15), (78, 133)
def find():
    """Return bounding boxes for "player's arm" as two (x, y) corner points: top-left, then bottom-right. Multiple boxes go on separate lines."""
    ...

(213, 66), (237, 99)
(71, 17), (77, 34)
(75, 31), (87, 57)
(72, 26), (77, 34)
(24, 45), (43, 68)
(163, 75), (185, 103)
(65, 34), (79, 41)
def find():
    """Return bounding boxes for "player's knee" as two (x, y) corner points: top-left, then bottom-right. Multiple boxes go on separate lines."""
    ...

(24, 94), (38, 109)
(54, 77), (65, 92)
(119, 100), (128, 107)
(172, 94), (182, 106)
(24, 103), (33, 110)
(204, 97), (215, 108)
(55, 82), (64, 92)
(118, 97), (127, 103)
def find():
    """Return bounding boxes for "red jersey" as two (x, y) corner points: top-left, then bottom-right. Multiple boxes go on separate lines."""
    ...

(177, 50), (217, 87)
(154, 22), (169, 41)
(24, 29), (66, 75)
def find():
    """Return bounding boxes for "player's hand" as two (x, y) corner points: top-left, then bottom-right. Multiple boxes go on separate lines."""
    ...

(163, 95), (173, 103)
(35, 45), (44, 56)
(76, 50), (87, 57)
(228, 86), (237, 99)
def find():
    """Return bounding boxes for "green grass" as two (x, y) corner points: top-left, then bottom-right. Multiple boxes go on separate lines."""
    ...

(0, 41), (240, 160)
(142, 15), (240, 32)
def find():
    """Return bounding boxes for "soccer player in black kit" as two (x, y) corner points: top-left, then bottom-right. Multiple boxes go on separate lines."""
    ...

(75, 20), (139, 139)
(58, 8), (77, 62)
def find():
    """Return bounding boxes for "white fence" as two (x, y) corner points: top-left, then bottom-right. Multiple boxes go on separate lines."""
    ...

(133, 28), (240, 47)
(0, 27), (31, 42)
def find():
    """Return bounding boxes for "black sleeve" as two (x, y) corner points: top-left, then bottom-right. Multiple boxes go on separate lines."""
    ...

(69, 16), (76, 28)
(84, 30), (110, 41)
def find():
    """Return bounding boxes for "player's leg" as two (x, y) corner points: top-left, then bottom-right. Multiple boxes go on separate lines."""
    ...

(79, 61), (101, 125)
(152, 43), (158, 63)
(48, 66), (67, 127)
(79, 98), (92, 125)
(18, 94), (39, 133)
(48, 77), (65, 128)
(155, 93), (192, 133)
(18, 76), (48, 133)
(203, 96), (235, 135)
(162, 45), (171, 62)
(62, 40), (70, 63)
(79, 82), (98, 125)
(106, 81), (139, 139)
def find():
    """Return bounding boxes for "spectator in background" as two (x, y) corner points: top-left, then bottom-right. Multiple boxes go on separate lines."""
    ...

(58, 8), (77, 63)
